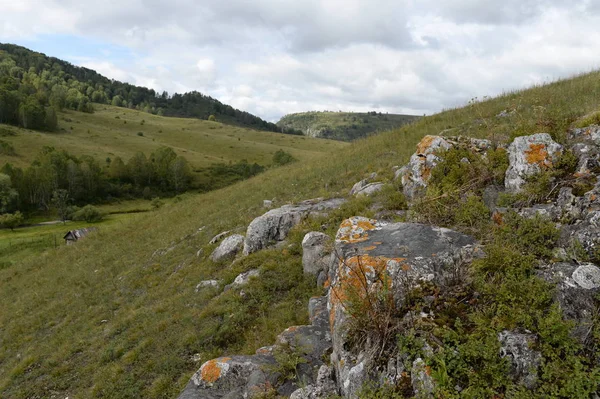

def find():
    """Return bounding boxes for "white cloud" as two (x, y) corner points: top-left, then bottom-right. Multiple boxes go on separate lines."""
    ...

(1, 0), (600, 122)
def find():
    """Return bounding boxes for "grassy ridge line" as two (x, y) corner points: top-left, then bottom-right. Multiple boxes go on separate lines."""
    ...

(0, 105), (346, 169)
(1, 71), (600, 398)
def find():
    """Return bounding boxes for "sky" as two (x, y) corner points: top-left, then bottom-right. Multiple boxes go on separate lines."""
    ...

(1, 0), (600, 122)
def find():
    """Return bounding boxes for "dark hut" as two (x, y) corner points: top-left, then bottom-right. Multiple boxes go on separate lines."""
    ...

(63, 227), (97, 245)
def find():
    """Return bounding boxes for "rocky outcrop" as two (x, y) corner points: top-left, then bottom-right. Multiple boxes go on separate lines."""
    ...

(178, 296), (333, 399)
(395, 135), (492, 200)
(302, 232), (333, 285)
(349, 173), (384, 197)
(195, 280), (220, 292)
(538, 262), (600, 343)
(244, 198), (345, 255)
(498, 330), (541, 389)
(505, 133), (563, 192)
(209, 231), (231, 245)
(224, 269), (260, 292)
(328, 216), (481, 398)
(210, 234), (244, 262)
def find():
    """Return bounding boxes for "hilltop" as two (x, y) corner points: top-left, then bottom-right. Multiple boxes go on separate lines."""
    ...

(2, 70), (600, 399)
(277, 111), (419, 141)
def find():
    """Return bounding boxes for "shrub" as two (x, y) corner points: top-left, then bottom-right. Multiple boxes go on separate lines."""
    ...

(572, 111), (600, 128)
(151, 197), (164, 210)
(137, 132), (144, 137)
(207, 115), (216, 122)
(0, 140), (16, 156)
(272, 150), (297, 166)
(72, 205), (104, 223)
(495, 212), (559, 258)
(0, 211), (23, 231)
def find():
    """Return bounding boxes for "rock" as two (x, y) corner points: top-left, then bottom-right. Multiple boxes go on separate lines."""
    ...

(498, 330), (541, 389)
(302, 232), (332, 279)
(482, 185), (503, 210)
(224, 269), (260, 292)
(569, 124), (600, 146)
(571, 142), (600, 177)
(209, 231), (230, 245)
(411, 358), (435, 398)
(177, 355), (277, 399)
(349, 172), (378, 196)
(328, 217), (481, 397)
(497, 109), (515, 118)
(289, 365), (337, 399)
(396, 135), (493, 200)
(196, 248), (203, 257)
(560, 208), (600, 259)
(538, 262), (600, 343)
(243, 198), (345, 255)
(505, 133), (563, 192)
(195, 280), (219, 292)
(353, 182), (385, 197)
(263, 200), (273, 208)
(210, 234), (244, 262)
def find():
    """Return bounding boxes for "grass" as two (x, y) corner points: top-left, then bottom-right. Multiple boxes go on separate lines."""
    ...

(2, 70), (600, 398)
(0, 105), (346, 169)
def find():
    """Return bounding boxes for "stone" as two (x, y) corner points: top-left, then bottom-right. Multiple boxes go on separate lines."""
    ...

(263, 200), (273, 208)
(224, 269), (260, 292)
(177, 355), (277, 399)
(411, 358), (435, 398)
(210, 234), (244, 262)
(349, 172), (378, 196)
(289, 365), (337, 399)
(243, 198), (345, 255)
(302, 232), (333, 278)
(498, 330), (541, 389)
(569, 124), (600, 146)
(209, 231), (230, 245)
(396, 135), (493, 200)
(328, 217), (481, 397)
(560, 208), (600, 259)
(538, 262), (600, 343)
(482, 185), (503, 210)
(353, 182), (385, 197)
(505, 133), (563, 192)
(195, 280), (219, 292)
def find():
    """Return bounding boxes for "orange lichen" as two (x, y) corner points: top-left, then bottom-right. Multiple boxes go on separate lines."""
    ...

(285, 326), (299, 333)
(525, 143), (551, 167)
(421, 165), (432, 181)
(362, 245), (378, 251)
(323, 276), (331, 288)
(201, 357), (231, 383)
(417, 135), (437, 154)
(256, 347), (271, 355)
(591, 194), (598, 201)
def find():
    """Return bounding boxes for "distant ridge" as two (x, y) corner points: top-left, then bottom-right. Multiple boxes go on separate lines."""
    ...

(277, 110), (420, 141)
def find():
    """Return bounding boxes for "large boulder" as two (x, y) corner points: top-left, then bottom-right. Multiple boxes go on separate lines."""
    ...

(327, 216), (481, 397)
(244, 198), (345, 255)
(210, 234), (244, 262)
(537, 262), (600, 343)
(498, 330), (541, 389)
(505, 133), (563, 192)
(395, 135), (492, 200)
(302, 232), (333, 284)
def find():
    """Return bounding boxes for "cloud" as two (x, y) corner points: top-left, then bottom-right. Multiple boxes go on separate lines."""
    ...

(1, 0), (600, 122)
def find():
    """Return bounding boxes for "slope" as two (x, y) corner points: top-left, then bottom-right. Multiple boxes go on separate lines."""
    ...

(277, 110), (420, 141)
(0, 104), (346, 169)
(1, 71), (600, 399)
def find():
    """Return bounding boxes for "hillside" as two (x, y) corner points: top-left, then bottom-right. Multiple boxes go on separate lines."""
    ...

(277, 111), (420, 141)
(2, 71), (600, 399)
(0, 43), (284, 132)
(0, 105), (345, 169)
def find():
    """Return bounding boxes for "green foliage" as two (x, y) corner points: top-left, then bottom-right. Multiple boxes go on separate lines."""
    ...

(0, 172), (18, 213)
(372, 184), (407, 211)
(150, 197), (164, 210)
(272, 149), (297, 166)
(0, 140), (16, 155)
(51, 189), (71, 223)
(572, 111), (600, 128)
(0, 210), (23, 230)
(495, 212), (560, 258)
(197, 160), (265, 192)
(268, 343), (307, 382)
(207, 114), (216, 122)
(72, 204), (104, 223)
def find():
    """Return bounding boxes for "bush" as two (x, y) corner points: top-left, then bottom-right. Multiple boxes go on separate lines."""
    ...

(137, 132), (144, 137)
(0, 140), (16, 156)
(207, 114), (216, 122)
(72, 205), (104, 223)
(272, 149), (297, 166)
(0, 211), (23, 231)
(151, 197), (164, 210)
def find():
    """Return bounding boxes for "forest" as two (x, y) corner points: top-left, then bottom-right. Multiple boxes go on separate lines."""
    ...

(0, 43), (296, 133)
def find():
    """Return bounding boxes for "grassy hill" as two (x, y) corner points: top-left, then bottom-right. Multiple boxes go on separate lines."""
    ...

(2, 71), (600, 398)
(277, 111), (420, 141)
(0, 105), (345, 170)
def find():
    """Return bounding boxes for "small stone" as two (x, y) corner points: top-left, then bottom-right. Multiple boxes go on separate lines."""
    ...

(209, 231), (230, 245)
(263, 200), (273, 208)
(572, 264), (600, 289)
(210, 234), (244, 262)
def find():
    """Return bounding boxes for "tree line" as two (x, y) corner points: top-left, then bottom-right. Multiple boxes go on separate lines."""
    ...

(0, 146), (192, 215)
(0, 43), (286, 133)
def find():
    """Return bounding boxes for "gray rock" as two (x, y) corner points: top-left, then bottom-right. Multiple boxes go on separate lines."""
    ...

(209, 231), (231, 245)
(505, 133), (563, 192)
(224, 269), (260, 292)
(538, 262), (600, 343)
(349, 172), (378, 196)
(411, 358), (435, 398)
(195, 280), (220, 292)
(177, 355), (277, 399)
(498, 330), (541, 389)
(569, 124), (600, 146)
(353, 182), (385, 197)
(263, 200), (273, 208)
(302, 232), (333, 279)
(328, 217), (481, 398)
(243, 198), (345, 255)
(289, 365), (337, 399)
(396, 135), (492, 200)
(210, 234), (244, 262)
(482, 185), (503, 210)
